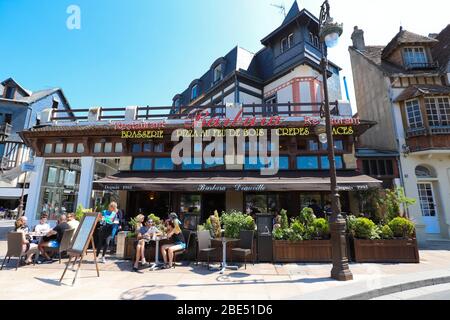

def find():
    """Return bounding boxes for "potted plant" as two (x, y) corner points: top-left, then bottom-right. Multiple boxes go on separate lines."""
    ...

(348, 216), (419, 263)
(272, 208), (332, 263)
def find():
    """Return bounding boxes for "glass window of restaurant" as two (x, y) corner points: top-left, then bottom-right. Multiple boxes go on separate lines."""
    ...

(37, 159), (81, 220)
(92, 158), (121, 211)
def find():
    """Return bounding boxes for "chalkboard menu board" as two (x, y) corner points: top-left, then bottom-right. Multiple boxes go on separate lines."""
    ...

(69, 213), (99, 255)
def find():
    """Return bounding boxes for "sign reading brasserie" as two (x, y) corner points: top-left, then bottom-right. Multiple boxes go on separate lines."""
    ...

(197, 184), (267, 192)
(117, 113), (360, 139)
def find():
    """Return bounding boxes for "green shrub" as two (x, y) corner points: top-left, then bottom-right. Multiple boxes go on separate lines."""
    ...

(222, 210), (255, 239)
(280, 209), (289, 229)
(388, 217), (415, 238)
(349, 217), (378, 239)
(381, 225), (394, 239)
(272, 227), (285, 240)
(310, 218), (330, 239)
(285, 228), (303, 241)
(298, 207), (316, 226)
(290, 220), (305, 241)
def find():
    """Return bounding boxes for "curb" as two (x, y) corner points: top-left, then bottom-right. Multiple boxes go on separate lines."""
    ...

(340, 276), (450, 300)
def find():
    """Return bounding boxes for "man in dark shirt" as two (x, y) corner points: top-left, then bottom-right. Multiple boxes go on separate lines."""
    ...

(38, 214), (71, 262)
(309, 199), (325, 219)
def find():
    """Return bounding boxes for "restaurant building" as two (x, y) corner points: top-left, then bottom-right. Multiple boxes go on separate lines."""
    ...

(20, 2), (380, 227)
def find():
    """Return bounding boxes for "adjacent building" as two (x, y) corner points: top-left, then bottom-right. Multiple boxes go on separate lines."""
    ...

(0, 78), (72, 210)
(350, 25), (450, 243)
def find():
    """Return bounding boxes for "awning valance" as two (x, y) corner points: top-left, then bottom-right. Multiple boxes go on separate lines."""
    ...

(93, 171), (382, 192)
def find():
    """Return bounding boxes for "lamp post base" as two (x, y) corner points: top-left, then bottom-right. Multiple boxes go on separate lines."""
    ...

(330, 215), (353, 281)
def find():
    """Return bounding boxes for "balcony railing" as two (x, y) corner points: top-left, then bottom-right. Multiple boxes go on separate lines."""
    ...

(404, 61), (439, 70)
(49, 102), (340, 123)
(407, 126), (450, 138)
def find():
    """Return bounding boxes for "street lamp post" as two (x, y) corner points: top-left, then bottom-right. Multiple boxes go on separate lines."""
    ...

(319, 0), (353, 281)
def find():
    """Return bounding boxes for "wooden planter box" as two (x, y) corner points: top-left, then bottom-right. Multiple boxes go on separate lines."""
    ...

(352, 238), (420, 263)
(273, 240), (332, 263)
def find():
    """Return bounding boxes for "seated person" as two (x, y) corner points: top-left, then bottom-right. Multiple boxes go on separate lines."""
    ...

(309, 199), (325, 219)
(132, 218), (161, 272)
(38, 215), (71, 263)
(34, 213), (51, 236)
(14, 216), (38, 265)
(160, 220), (186, 269)
(67, 213), (80, 232)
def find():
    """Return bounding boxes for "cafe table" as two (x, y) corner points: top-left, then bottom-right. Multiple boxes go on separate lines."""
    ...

(213, 237), (239, 274)
(148, 236), (167, 271)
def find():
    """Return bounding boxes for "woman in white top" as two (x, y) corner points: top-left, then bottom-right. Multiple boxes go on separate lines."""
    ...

(15, 216), (39, 265)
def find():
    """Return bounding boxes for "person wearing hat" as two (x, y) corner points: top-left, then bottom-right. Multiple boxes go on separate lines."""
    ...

(132, 217), (161, 272)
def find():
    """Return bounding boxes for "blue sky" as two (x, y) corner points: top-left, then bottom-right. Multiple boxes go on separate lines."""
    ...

(0, 0), (448, 111)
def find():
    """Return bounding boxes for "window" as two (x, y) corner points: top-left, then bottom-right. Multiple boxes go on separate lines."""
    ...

(263, 96), (278, 115)
(403, 47), (428, 68)
(406, 99), (423, 129)
(416, 165), (434, 178)
(278, 156), (290, 170)
(321, 156), (344, 170)
(4, 86), (15, 99)
(47, 167), (58, 184)
(65, 143), (74, 153)
(52, 143), (63, 154)
(4, 113), (12, 124)
(154, 158), (174, 171)
(131, 143), (142, 153)
(44, 144), (53, 154)
(308, 140), (319, 151)
(417, 183), (437, 217)
(281, 33), (293, 53)
(143, 142), (153, 153)
(425, 97), (450, 127)
(132, 158), (152, 171)
(191, 84), (199, 101)
(76, 143), (85, 153)
(309, 32), (320, 49)
(115, 143), (123, 153)
(362, 159), (395, 176)
(154, 143), (164, 153)
(94, 143), (102, 153)
(173, 98), (181, 114)
(213, 64), (222, 83)
(297, 156), (319, 170)
(104, 142), (113, 153)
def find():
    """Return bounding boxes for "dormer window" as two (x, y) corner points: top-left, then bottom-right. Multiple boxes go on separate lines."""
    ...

(4, 86), (15, 99)
(191, 84), (199, 101)
(403, 47), (428, 69)
(213, 64), (222, 83)
(173, 98), (182, 113)
(281, 33), (294, 53)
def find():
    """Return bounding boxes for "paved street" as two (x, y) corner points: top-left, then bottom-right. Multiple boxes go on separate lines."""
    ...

(1, 222), (450, 300)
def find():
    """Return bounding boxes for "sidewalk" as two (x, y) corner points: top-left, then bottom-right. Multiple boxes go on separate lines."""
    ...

(1, 246), (450, 300)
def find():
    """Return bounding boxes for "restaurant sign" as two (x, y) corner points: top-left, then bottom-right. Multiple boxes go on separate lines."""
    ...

(197, 184), (266, 192)
(336, 184), (370, 191)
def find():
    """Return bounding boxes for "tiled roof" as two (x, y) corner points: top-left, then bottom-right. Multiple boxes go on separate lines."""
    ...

(382, 29), (438, 59)
(394, 85), (450, 102)
(431, 24), (450, 73)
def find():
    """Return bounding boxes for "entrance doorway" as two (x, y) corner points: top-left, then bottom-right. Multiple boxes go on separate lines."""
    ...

(127, 191), (170, 220)
(202, 193), (226, 222)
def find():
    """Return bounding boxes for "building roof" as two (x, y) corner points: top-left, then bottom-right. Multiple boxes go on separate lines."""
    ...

(1, 78), (32, 96)
(382, 28), (438, 59)
(394, 84), (450, 102)
(431, 24), (450, 73)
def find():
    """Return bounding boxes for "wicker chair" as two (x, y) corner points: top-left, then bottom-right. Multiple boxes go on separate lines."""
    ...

(231, 230), (255, 270)
(44, 228), (75, 264)
(1, 232), (29, 270)
(197, 230), (217, 270)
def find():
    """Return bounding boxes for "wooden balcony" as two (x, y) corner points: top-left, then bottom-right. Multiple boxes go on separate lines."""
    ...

(406, 126), (450, 153)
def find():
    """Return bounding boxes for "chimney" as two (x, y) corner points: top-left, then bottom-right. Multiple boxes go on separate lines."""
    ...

(351, 26), (366, 51)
